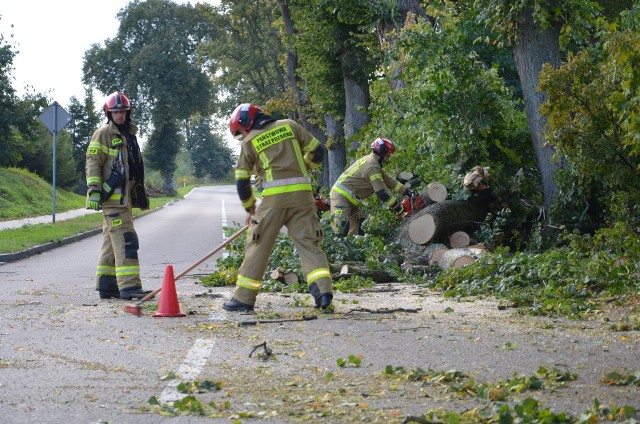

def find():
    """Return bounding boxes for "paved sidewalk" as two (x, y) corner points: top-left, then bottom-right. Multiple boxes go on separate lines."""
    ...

(0, 209), (100, 230)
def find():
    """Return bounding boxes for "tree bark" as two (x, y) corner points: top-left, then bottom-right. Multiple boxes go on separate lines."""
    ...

(343, 75), (370, 153)
(277, 0), (331, 188)
(405, 195), (491, 246)
(439, 248), (475, 270)
(512, 5), (563, 223)
(325, 114), (346, 187)
(420, 243), (448, 266)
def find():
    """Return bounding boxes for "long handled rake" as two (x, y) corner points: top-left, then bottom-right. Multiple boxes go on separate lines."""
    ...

(123, 224), (250, 316)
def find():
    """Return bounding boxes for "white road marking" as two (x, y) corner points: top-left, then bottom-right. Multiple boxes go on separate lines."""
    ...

(159, 338), (215, 404)
(221, 200), (229, 259)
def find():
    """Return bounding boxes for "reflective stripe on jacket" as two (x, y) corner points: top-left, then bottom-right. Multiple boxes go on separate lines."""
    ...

(85, 121), (138, 209)
(330, 153), (407, 206)
(235, 119), (319, 208)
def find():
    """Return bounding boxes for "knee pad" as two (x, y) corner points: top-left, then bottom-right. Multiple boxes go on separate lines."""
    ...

(123, 231), (139, 259)
(340, 220), (350, 237)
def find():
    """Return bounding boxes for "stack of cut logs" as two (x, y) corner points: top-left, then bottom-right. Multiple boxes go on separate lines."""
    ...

(268, 167), (493, 285)
(395, 167), (492, 271)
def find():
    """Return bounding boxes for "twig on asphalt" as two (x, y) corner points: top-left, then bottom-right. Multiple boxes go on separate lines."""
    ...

(239, 315), (317, 326)
(347, 307), (421, 314)
(249, 341), (273, 361)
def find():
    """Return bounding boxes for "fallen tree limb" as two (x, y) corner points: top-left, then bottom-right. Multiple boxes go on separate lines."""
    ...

(347, 307), (421, 314)
(240, 315), (318, 327)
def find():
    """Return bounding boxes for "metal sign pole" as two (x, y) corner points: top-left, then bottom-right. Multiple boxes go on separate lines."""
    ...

(52, 105), (57, 223)
(38, 101), (72, 225)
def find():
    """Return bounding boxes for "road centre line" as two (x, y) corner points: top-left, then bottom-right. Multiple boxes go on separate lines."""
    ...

(159, 338), (216, 403)
(221, 200), (229, 259)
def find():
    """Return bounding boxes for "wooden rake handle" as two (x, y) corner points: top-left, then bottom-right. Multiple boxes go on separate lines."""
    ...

(133, 223), (250, 306)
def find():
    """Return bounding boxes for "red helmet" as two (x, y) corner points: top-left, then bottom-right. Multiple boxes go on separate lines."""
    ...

(371, 137), (396, 157)
(104, 91), (132, 116)
(229, 103), (261, 136)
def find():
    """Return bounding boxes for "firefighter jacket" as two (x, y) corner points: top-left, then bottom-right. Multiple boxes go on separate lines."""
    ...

(235, 119), (321, 209)
(85, 120), (138, 209)
(331, 152), (409, 210)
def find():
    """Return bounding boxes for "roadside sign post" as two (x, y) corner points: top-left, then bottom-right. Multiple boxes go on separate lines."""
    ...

(38, 101), (72, 223)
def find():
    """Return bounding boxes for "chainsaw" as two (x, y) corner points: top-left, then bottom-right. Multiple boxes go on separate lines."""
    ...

(401, 192), (426, 217)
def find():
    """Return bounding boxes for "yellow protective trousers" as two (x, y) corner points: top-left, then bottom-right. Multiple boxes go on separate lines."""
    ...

(232, 202), (333, 305)
(94, 207), (142, 292)
(329, 190), (364, 237)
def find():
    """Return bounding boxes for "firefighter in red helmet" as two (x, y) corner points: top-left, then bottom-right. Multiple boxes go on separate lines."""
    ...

(223, 103), (334, 312)
(85, 91), (151, 300)
(329, 137), (413, 236)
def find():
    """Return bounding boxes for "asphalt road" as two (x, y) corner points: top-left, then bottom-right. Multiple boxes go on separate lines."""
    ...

(0, 185), (638, 423)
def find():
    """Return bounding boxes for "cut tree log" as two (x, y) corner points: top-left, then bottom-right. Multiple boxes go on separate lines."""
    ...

(397, 171), (415, 183)
(329, 262), (396, 284)
(404, 195), (492, 246)
(419, 243), (449, 266)
(270, 268), (299, 285)
(449, 231), (471, 248)
(420, 181), (448, 203)
(466, 243), (487, 258)
(439, 248), (475, 270)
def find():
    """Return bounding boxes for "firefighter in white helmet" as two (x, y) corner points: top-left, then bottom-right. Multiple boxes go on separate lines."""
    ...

(330, 137), (413, 236)
(85, 91), (152, 300)
(223, 103), (333, 312)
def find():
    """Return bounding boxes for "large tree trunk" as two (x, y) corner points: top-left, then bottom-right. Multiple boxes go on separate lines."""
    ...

(278, 0), (330, 188)
(325, 114), (346, 187)
(343, 75), (370, 153)
(404, 195), (491, 246)
(512, 5), (562, 223)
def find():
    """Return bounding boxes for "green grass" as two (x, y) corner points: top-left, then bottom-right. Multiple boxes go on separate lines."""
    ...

(0, 168), (86, 219)
(0, 167), (195, 254)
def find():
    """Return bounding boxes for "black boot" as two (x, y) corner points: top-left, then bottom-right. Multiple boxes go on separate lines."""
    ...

(223, 298), (254, 312)
(99, 290), (121, 299)
(120, 287), (152, 300)
(98, 278), (120, 299)
(308, 282), (333, 309)
(317, 293), (333, 310)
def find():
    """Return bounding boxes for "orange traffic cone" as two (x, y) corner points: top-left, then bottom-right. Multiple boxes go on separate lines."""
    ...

(153, 265), (186, 317)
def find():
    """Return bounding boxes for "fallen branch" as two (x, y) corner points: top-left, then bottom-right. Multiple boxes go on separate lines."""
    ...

(239, 315), (318, 326)
(249, 341), (273, 360)
(347, 307), (421, 314)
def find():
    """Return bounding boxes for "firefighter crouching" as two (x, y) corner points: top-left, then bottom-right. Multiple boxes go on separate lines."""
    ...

(223, 103), (333, 312)
(329, 137), (413, 237)
(85, 91), (151, 300)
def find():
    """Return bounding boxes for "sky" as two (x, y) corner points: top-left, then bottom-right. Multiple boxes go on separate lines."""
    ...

(0, 0), (238, 149)
(1, 0), (192, 108)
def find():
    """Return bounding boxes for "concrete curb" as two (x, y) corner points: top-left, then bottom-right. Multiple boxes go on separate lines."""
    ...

(0, 206), (167, 265)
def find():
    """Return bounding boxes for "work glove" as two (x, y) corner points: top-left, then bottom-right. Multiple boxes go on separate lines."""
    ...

(303, 152), (321, 171)
(87, 191), (102, 211)
(407, 177), (421, 188)
(404, 189), (416, 198)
